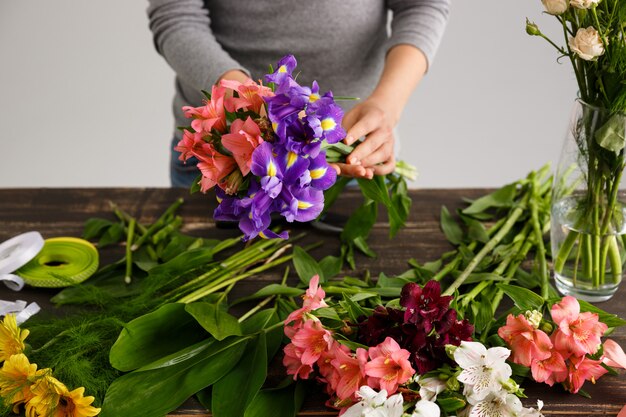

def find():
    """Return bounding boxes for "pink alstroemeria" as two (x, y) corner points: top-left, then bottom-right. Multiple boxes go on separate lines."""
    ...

(174, 130), (205, 162)
(551, 296), (608, 357)
(291, 320), (333, 366)
(317, 341), (349, 395)
(530, 350), (568, 386)
(566, 355), (608, 394)
(220, 78), (273, 114)
(497, 314), (552, 367)
(283, 342), (313, 380)
(182, 85), (227, 134)
(364, 337), (415, 395)
(221, 117), (265, 176)
(603, 339), (626, 369)
(331, 347), (369, 401)
(195, 143), (236, 193)
(285, 275), (328, 325)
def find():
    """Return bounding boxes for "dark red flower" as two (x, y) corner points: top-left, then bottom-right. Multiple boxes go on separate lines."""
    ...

(400, 281), (453, 332)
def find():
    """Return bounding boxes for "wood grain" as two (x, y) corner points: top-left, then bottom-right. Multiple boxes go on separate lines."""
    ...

(0, 188), (624, 417)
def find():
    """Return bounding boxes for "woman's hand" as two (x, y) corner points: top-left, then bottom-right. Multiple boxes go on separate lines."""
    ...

(332, 99), (397, 179)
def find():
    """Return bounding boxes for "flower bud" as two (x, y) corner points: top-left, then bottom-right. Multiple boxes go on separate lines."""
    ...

(446, 376), (460, 392)
(221, 170), (243, 195)
(501, 378), (522, 394)
(445, 344), (458, 359)
(539, 321), (553, 333)
(524, 310), (543, 329)
(569, 27), (606, 61)
(570, 0), (600, 9)
(526, 19), (541, 36)
(542, 0), (569, 15)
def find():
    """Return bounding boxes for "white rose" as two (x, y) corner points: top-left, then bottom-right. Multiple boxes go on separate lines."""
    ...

(570, 0), (600, 9)
(569, 27), (606, 61)
(541, 0), (568, 15)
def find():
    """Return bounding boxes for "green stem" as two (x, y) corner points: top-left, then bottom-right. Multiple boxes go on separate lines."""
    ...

(131, 198), (184, 251)
(608, 235), (623, 284)
(530, 181), (549, 299)
(443, 201), (527, 296)
(124, 219), (136, 284)
(238, 296), (276, 323)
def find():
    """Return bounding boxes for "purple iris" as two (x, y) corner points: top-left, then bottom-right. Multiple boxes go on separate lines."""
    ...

(265, 55), (298, 85)
(307, 151), (336, 190)
(306, 102), (345, 144)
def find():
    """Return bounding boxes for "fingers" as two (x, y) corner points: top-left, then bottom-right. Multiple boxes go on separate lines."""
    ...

(359, 141), (394, 167)
(347, 126), (392, 165)
(372, 155), (396, 176)
(331, 163), (374, 179)
(345, 107), (384, 146)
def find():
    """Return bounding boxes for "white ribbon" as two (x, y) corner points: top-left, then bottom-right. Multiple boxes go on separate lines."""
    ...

(0, 300), (41, 324)
(0, 231), (44, 291)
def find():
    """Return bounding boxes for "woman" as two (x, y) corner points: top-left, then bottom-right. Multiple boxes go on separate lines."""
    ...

(147, 0), (450, 186)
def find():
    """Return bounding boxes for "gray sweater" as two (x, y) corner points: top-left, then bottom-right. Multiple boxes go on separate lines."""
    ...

(147, 0), (451, 139)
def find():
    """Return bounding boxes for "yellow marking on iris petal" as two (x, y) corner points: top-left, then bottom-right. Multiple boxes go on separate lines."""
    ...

(286, 151), (298, 168)
(272, 122), (278, 132)
(310, 167), (326, 179)
(268, 160), (277, 177)
(278, 65), (287, 73)
(309, 93), (320, 103)
(321, 118), (336, 131)
(298, 200), (313, 209)
(216, 196), (223, 203)
(259, 231), (268, 239)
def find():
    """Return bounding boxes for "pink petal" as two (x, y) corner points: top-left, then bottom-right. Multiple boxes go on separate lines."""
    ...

(604, 339), (626, 369)
(551, 296), (580, 324)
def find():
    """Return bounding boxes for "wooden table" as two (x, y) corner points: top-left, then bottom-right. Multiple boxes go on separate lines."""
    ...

(1, 188), (624, 416)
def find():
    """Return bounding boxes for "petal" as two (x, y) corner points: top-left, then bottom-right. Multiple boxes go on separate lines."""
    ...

(603, 339), (626, 369)
(551, 296), (580, 324)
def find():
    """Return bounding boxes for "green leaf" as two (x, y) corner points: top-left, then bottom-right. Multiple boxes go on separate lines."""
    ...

(441, 206), (463, 245)
(313, 307), (342, 322)
(232, 284), (304, 305)
(437, 395), (466, 413)
(497, 284), (545, 311)
(461, 214), (490, 243)
(190, 174), (202, 194)
(353, 236), (376, 258)
(83, 218), (114, 240)
(141, 247), (219, 290)
(239, 309), (282, 359)
(319, 255), (342, 280)
(196, 387), (212, 411)
(323, 177), (351, 214)
(110, 303), (206, 372)
(463, 183), (517, 215)
(98, 222), (125, 247)
(509, 361), (530, 378)
(212, 334), (268, 417)
(595, 114), (626, 153)
(293, 246), (324, 284)
(340, 294), (368, 322)
(463, 273), (507, 285)
(578, 300), (626, 327)
(185, 302), (242, 341)
(341, 201), (377, 242)
(376, 273), (411, 288)
(244, 381), (305, 417)
(100, 336), (248, 417)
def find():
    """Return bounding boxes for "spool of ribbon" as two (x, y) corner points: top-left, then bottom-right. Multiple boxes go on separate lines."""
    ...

(0, 300), (41, 325)
(16, 237), (99, 288)
(0, 231), (45, 291)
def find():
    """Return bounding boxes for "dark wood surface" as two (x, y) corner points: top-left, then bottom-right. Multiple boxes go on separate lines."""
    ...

(0, 188), (624, 417)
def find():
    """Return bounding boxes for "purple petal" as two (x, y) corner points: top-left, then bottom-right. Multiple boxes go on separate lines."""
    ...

(308, 151), (336, 190)
(289, 186), (324, 222)
(251, 142), (282, 179)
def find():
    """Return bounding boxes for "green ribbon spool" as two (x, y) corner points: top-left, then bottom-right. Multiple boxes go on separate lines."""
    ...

(16, 237), (99, 288)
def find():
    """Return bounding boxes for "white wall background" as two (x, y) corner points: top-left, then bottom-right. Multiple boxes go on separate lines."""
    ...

(0, 1), (577, 188)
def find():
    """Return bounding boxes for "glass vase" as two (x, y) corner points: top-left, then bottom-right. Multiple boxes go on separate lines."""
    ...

(551, 99), (626, 302)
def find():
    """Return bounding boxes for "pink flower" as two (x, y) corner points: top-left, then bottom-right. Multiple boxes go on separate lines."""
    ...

(174, 130), (205, 162)
(317, 341), (349, 395)
(551, 296), (608, 357)
(195, 143), (236, 193)
(497, 314), (552, 366)
(283, 342), (313, 380)
(285, 275), (328, 325)
(291, 320), (333, 366)
(530, 349), (568, 386)
(565, 355), (608, 394)
(364, 337), (415, 395)
(331, 347), (369, 401)
(221, 117), (264, 176)
(603, 339), (626, 369)
(220, 78), (273, 114)
(182, 85), (227, 134)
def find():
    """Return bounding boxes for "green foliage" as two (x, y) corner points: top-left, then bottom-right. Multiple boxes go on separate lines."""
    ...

(185, 302), (242, 341)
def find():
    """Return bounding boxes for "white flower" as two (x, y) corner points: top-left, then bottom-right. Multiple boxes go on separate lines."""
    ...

(418, 376), (447, 402)
(524, 310), (543, 329)
(342, 386), (404, 417)
(541, 0), (568, 15)
(570, 0), (600, 9)
(453, 341), (512, 402)
(518, 400), (544, 417)
(411, 399), (441, 417)
(466, 390), (523, 417)
(569, 27), (606, 61)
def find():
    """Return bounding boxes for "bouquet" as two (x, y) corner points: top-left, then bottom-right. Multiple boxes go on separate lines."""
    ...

(526, 1), (626, 295)
(176, 55), (415, 253)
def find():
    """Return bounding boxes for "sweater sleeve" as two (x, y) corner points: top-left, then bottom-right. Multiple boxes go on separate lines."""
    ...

(386, 0), (451, 68)
(147, 0), (249, 90)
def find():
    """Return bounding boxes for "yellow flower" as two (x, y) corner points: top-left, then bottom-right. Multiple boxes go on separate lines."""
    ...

(27, 375), (101, 417)
(0, 314), (29, 362)
(0, 354), (45, 413)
